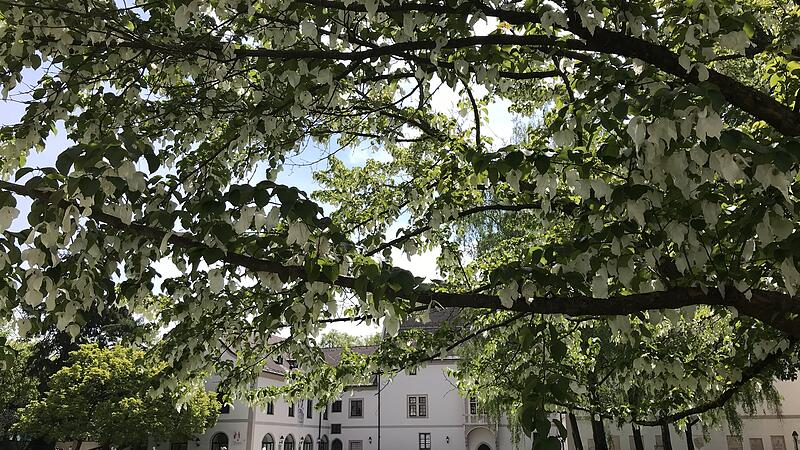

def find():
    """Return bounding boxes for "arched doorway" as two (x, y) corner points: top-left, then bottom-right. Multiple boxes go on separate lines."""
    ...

(303, 436), (313, 450)
(319, 436), (329, 450)
(212, 433), (229, 450)
(478, 445), (491, 450)
(284, 435), (296, 450)
(262, 434), (275, 450)
(331, 439), (342, 450)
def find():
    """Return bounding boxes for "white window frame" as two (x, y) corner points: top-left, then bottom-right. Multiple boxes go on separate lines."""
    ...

(349, 398), (364, 418)
(407, 395), (428, 418)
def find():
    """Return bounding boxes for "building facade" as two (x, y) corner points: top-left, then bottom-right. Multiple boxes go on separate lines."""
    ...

(166, 355), (799, 450)
(178, 353), (531, 450)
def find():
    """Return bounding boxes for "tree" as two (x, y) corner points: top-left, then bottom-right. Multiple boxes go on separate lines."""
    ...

(319, 330), (381, 348)
(14, 345), (219, 448)
(1, 0), (800, 424)
(0, 337), (38, 443)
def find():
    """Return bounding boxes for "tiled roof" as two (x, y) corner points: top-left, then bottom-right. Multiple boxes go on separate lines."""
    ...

(320, 345), (379, 365)
(399, 307), (462, 331)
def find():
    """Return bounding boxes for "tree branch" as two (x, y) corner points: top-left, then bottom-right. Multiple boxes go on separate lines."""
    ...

(2, 180), (800, 339)
(634, 346), (794, 426)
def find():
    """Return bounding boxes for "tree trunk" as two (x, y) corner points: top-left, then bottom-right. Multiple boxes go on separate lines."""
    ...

(632, 424), (644, 450)
(569, 412), (584, 450)
(660, 424), (673, 450)
(591, 416), (609, 450)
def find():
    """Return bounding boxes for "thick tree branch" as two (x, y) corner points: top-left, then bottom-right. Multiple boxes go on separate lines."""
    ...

(2, 180), (800, 339)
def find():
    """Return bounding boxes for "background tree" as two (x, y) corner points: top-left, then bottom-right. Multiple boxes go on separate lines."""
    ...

(0, 337), (38, 447)
(318, 330), (381, 348)
(14, 345), (219, 449)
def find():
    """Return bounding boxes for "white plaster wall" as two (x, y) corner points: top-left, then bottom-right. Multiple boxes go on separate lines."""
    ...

(566, 378), (800, 450)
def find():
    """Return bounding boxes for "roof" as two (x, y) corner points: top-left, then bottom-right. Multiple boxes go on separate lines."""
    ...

(321, 345), (379, 365)
(398, 307), (462, 332)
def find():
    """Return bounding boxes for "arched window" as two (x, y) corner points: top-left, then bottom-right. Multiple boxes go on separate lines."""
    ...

(262, 435), (275, 450)
(212, 433), (229, 450)
(284, 435), (296, 450)
(331, 440), (342, 450)
(303, 436), (313, 450)
(318, 436), (329, 450)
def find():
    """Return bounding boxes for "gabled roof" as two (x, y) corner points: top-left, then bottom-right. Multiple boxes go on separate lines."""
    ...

(320, 345), (379, 365)
(399, 307), (462, 332)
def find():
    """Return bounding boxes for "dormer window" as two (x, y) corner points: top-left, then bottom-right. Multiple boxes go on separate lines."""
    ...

(275, 355), (284, 365)
(288, 359), (298, 369)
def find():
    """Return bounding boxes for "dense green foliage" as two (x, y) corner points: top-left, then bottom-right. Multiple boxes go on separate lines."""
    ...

(0, 338), (38, 439)
(14, 345), (218, 446)
(318, 330), (381, 348)
(1, 0), (800, 440)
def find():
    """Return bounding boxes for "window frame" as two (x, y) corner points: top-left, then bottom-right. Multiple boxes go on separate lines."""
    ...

(307, 399), (313, 419)
(331, 400), (342, 413)
(288, 401), (295, 417)
(262, 435), (275, 450)
(211, 433), (229, 450)
(407, 395), (428, 418)
(469, 397), (478, 415)
(331, 424), (342, 435)
(418, 433), (431, 450)
(266, 401), (274, 415)
(348, 441), (363, 450)
(349, 398), (364, 418)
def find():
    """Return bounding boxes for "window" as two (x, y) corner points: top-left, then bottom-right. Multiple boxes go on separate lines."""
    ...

(323, 405), (328, 420)
(349, 441), (363, 450)
(319, 437), (329, 450)
(303, 436), (314, 450)
(284, 436), (295, 450)
(419, 433), (431, 450)
(289, 401), (295, 417)
(307, 399), (313, 419)
(288, 358), (298, 369)
(266, 401), (274, 415)
(331, 424), (342, 435)
(212, 433), (229, 450)
(770, 437), (786, 450)
(332, 440), (342, 450)
(171, 443), (188, 450)
(217, 392), (230, 414)
(727, 437), (744, 450)
(408, 395), (428, 417)
(349, 399), (363, 418)
(332, 400), (342, 413)
(262, 435), (275, 450)
(750, 439), (765, 450)
(469, 397), (478, 415)
(610, 435), (621, 450)
(275, 355), (284, 365)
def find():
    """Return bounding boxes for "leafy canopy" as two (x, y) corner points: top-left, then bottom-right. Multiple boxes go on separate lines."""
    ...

(0, 0), (800, 428)
(14, 344), (219, 446)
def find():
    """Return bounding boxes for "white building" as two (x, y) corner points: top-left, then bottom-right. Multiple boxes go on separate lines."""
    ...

(169, 313), (800, 450)
(177, 348), (529, 450)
